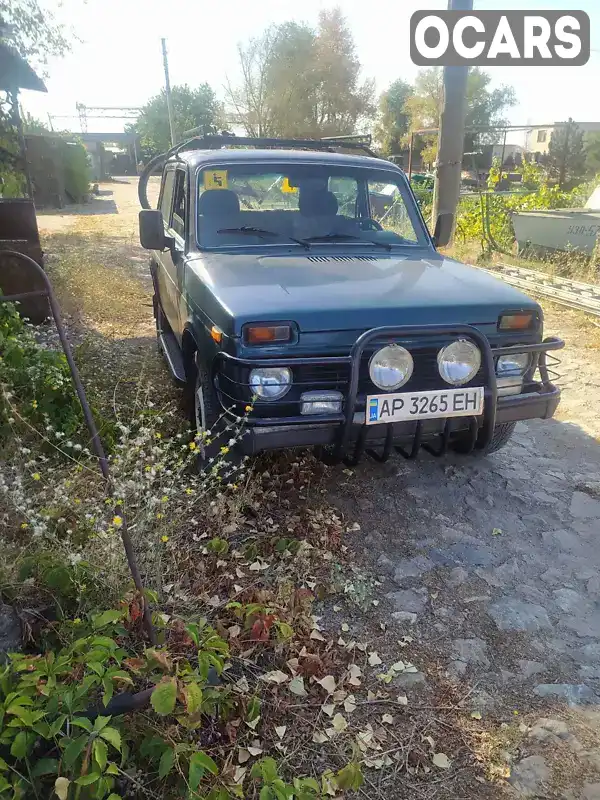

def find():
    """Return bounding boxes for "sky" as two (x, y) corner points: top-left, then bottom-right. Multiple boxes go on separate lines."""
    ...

(20, 0), (600, 146)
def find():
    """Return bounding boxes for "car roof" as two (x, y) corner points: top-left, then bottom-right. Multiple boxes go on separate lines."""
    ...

(174, 148), (404, 173)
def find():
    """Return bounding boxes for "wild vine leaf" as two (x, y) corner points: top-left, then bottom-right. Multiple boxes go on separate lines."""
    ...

(158, 747), (174, 779)
(151, 677), (177, 716)
(93, 739), (108, 771)
(262, 670), (289, 685)
(54, 777), (70, 800)
(183, 681), (203, 714)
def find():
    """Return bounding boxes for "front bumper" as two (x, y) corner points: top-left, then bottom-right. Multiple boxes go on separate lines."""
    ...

(216, 324), (564, 464)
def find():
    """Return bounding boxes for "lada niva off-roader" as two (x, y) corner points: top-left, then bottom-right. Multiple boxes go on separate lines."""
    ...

(137, 134), (563, 466)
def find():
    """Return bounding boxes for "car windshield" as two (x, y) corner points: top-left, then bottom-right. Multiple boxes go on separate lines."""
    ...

(196, 162), (425, 250)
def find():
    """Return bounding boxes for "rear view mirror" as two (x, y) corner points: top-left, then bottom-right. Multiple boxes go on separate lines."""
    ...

(433, 212), (454, 248)
(139, 209), (167, 250)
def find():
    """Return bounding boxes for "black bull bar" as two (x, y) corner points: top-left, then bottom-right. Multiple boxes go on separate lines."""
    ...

(218, 324), (564, 466)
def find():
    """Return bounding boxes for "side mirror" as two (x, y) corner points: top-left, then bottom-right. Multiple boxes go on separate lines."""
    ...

(139, 209), (168, 250)
(432, 212), (454, 248)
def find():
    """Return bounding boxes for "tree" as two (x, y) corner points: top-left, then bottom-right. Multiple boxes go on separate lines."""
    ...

(130, 84), (222, 158)
(584, 131), (600, 179)
(547, 118), (586, 188)
(225, 8), (374, 139)
(0, 0), (69, 70)
(375, 79), (413, 156)
(405, 67), (516, 165)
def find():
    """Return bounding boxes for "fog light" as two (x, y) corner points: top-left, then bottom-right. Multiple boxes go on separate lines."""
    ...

(300, 390), (343, 415)
(249, 367), (292, 401)
(496, 353), (530, 396)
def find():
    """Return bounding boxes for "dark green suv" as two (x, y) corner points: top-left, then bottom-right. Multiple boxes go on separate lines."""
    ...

(138, 135), (563, 466)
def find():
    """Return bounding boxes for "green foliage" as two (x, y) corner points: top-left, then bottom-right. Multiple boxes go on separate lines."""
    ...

(0, 612), (231, 798)
(63, 140), (90, 202)
(0, 0), (69, 69)
(0, 300), (82, 439)
(375, 78), (413, 156)
(129, 84), (222, 158)
(250, 757), (363, 799)
(404, 67), (516, 164)
(584, 131), (600, 178)
(226, 10), (374, 139)
(547, 119), (586, 188)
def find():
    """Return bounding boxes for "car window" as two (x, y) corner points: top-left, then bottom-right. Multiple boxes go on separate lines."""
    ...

(159, 169), (175, 219)
(197, 164), (425, 249)
(368, 181), (419, 243)
(328, 176), (358, 217)
(172, 170), (186, 239)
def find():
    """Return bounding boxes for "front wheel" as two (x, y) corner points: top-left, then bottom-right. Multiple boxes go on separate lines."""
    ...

(184, 353), (244, 470)
(452, 421), (516, 456)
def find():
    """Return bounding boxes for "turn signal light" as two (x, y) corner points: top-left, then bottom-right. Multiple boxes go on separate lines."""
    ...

(245, 325), (291, 345)
(498, 312), (535, 331)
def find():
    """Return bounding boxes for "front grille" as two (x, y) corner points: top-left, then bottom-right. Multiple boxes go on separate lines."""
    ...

(218, 336), (489, 418)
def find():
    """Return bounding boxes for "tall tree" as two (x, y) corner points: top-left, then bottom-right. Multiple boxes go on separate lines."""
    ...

(129, 84), (222, 158)
(225, 9), (374, 139)
(405, 67), (516, 165)
(584, 131), (600, 178)
(547, 119), (586, 188)
(0, 0), (69, 69)
(311, 8), (375, 137)
(375, 79), (413, 156)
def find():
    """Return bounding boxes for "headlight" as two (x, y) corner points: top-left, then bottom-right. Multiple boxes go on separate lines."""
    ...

(249, 367), (292, 401)
(369, 345), (413, 391)
(438, 340), (481, 386)
(497, 353), (530, 376)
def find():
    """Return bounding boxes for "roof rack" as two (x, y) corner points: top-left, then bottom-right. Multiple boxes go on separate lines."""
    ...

(175, 132), (378, 159)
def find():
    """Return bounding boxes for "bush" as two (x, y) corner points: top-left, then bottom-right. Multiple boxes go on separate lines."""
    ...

(63, 141), (90, 203)
(0, 300), (82, 440)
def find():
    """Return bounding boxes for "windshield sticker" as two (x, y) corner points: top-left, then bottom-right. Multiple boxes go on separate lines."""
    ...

(204, 170), (228, 190)
(281, 177), (297, 193)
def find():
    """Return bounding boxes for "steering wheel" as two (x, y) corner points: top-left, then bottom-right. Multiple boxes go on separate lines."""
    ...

(361, 218), (384, 231)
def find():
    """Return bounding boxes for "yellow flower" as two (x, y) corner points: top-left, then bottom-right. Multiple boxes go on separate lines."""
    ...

(245, 405), (253, 412)
(161, 535), (169, 543)
(112, 515), (123, 528)
(145, 465), (152, 472)
(185, 488), (193, 495)
(115, 498), (123, 506)
(32, 473), (41, 481)
(73, 618), (81, 625)
(31, 400), (38, 410)
(156, 512), (164, 520)
(73, 498), (81, 505)
(20, 522), (28, 529)
(220, 446), (230, 455)
(161, 495), (168, 503)
(189, 442), (197, 451)
(155, 433), (162, 439)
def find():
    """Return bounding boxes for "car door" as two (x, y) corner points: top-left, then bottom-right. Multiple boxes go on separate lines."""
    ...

(156, 166), (186, 339)
(155, 166), (178, 329)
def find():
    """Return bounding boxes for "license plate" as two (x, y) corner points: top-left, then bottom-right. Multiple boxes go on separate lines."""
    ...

(366, 387), (484, 425)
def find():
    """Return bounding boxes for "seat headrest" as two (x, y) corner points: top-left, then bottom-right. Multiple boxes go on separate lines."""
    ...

(198, 189), (240, 216)
(299, 188), (339, 217)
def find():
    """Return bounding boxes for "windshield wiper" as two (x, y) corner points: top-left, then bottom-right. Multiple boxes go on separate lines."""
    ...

(217, 226), (310, 250)
(304, 233), (392, 252)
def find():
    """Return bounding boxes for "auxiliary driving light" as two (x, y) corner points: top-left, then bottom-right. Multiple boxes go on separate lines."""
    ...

(369, 345), (414, 391)
(437, 340), (481, 386)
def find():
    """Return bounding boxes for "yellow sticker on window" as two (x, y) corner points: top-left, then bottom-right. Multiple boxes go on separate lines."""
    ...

(204, 170), (228, 190)
(281, 177), (297, 193)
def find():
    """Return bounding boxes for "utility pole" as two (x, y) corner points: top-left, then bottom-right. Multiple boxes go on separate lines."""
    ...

(161, 38), (177, 147)
(431, 0), (473, 239)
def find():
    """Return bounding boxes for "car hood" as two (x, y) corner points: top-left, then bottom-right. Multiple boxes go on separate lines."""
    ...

(186, 251), (539, 335)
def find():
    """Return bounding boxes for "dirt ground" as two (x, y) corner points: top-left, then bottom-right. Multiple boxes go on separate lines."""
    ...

(38, 178), (600, 799)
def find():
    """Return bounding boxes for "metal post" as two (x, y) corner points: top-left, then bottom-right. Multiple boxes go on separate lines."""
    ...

(431, 0), (473, 237)
(161, 38), (177, 147)
(408, 131), (415, 182)
(499, 129), (507, 176)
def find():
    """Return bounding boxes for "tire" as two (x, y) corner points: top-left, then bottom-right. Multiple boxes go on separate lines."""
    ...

(184, 352), (244, 470)
(452, 421), (516, 456)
